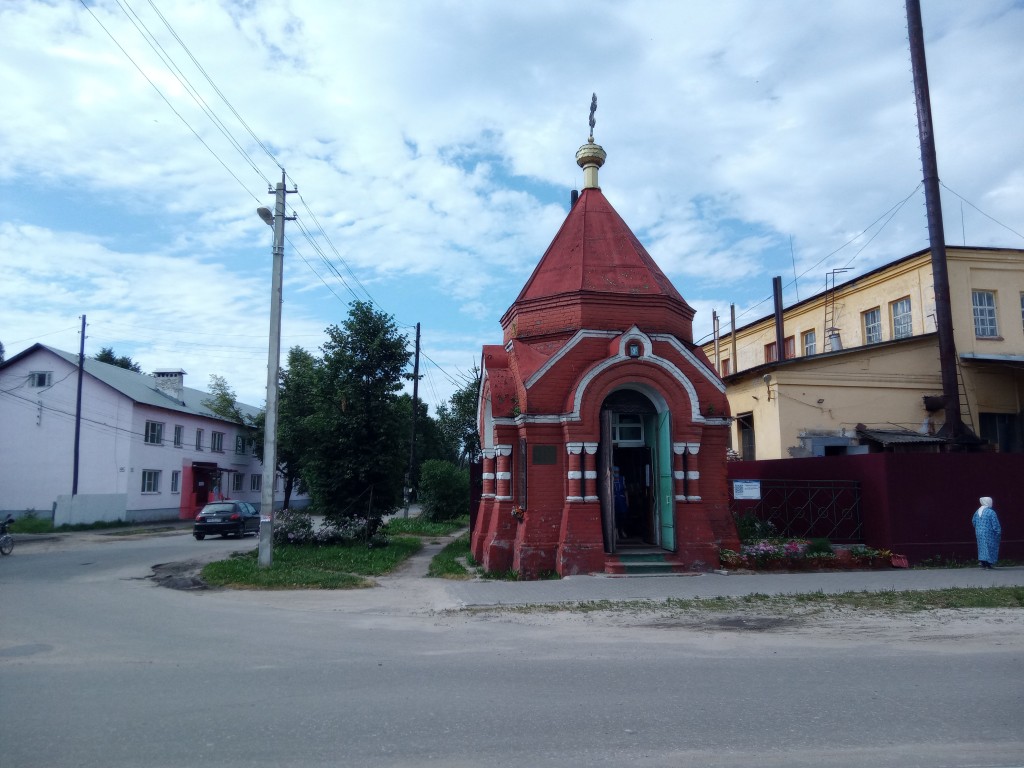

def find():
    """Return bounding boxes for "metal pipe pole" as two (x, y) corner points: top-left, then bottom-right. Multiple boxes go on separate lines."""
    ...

(906, 0), (964, 440)
(72, 314), (86, 495)
(258, 170), (288, 567)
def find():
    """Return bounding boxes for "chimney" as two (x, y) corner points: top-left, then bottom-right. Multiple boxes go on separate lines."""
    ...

(153, 369), (186, 400)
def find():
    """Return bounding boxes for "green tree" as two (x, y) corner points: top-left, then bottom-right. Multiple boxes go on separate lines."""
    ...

(435, 368), (481, 468)
(202, 374), (247, 423)
(94, 346), (141, 372)
(304, 301), (411, 520)
(418, 459), (470, 521)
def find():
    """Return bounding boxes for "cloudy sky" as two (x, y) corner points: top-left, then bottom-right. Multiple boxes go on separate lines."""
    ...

(2, 0), (1022, 413)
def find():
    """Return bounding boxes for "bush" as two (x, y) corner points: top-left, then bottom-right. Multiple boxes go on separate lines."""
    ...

(733, 512), (777, 543)
(273, 508), (387, 548)
(418, 460), (469, 522)
(272, 508), (316, 546)
(805, 538), (834, 556)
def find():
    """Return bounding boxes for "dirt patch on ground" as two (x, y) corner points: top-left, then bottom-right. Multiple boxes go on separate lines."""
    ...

(149, 559), (211, 590)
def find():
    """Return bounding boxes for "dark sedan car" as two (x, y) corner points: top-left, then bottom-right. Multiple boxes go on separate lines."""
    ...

(193, 501), (260, 540)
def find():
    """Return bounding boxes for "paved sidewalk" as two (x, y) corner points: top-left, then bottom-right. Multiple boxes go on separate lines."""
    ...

(441, 564), (1024, 608)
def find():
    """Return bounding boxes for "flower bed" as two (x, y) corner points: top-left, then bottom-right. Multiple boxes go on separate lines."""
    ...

(719, 540), (896, 571)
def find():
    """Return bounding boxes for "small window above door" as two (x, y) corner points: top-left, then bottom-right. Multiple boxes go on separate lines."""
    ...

(612, 413), (644, 445)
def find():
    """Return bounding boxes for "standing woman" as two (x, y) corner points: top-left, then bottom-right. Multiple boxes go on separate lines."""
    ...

(972, 496), (1002, 569)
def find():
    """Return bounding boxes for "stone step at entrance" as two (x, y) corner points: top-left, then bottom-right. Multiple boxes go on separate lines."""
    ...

(605, 545), (680, 575)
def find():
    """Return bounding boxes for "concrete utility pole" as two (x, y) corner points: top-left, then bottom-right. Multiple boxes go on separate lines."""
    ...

(256, 169), (295, 568)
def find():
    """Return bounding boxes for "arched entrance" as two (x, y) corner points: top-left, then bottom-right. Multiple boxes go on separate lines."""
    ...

(598, 388), (674, 554)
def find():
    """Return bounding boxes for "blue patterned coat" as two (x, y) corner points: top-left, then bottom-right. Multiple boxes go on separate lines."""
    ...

(972, 506), (1002, 564)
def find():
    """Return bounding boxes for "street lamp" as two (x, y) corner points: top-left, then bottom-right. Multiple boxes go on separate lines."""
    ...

(256, 169), (293, 568)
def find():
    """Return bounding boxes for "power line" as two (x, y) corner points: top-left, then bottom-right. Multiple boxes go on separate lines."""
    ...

(112, 0), (271, 185)
(79, 0), (264, 205)
(940, 182), (1024, 242)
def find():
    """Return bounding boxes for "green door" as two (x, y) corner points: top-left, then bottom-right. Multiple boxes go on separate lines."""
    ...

(656, 410), (675, 550)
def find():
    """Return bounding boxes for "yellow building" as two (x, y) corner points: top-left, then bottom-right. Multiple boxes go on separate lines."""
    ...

(702, 247), (1024, 459)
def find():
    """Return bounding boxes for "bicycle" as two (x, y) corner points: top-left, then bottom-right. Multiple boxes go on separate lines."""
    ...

(0, 514), (14, 556)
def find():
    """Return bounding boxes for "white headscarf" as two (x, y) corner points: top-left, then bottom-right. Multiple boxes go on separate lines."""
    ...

(979, 496), (993, 508)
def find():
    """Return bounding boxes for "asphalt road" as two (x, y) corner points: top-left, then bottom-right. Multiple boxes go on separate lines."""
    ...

(1, 530), (1022, 768)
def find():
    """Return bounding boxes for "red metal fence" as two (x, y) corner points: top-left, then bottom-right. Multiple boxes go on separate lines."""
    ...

(728, 453), (1023, 564)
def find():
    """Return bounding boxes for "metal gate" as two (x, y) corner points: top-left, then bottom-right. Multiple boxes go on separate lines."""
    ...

(731, 479), (862, 542)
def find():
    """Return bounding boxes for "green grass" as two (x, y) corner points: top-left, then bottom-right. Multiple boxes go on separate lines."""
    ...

(427, 533), (477, 579)
(383, 515), (469, 537)
(469, 586), (1024, 615)
(201, 536), (423, 589)
(8, 516), (55, 534)
(8, 516), (140, 534)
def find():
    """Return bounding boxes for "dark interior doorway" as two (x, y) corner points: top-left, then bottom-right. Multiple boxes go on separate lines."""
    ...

(613, 446), (653, 543)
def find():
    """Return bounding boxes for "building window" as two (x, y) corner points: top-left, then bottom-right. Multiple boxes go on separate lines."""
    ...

(235, 435), (246, 455)
(211, 431), (224, 453)
(232, 473), (243, 492)
(170, 470), (180, 494)
(173, 425), (183, 447)
(973, 290), (998, 337)
(29, 371), (52, 388)
(195, 428), (204, 451)
(144, 421), (164, 445)
(141, 470), (161, 493)
(863, 308), (882, 344)
(251, 474), (262, 492)
(891, 297), (913, 339)
(783, 336), (796, 360)
(802, 329), (816, 356)
(764, 342), (778, 363)
(737, 412), (755, 460)
(612, 413), (644, 445)
(721, 358), (732, 376)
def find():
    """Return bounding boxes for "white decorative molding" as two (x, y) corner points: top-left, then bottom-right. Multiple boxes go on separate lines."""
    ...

(686, 443), (701, 455)
(673, 470), (685, 480)
(482, 448), (496, 460)
(566, 442), (584, 454)
(584, 495), (599, 502)
(523, 329), (619, 389)
(584, 470), (597, 479)
(583, 442), (598, 454)
(496, 496), (513, 501)
(567, 495), (584, 502)
(673, 442), (686, 455)
(567, 470), (583, 480)
(482, 473), (495, 480)
(674, 494), (688, 501)
(481, 493), (495, 499)
(495, 444), (513, 457)
(686, 470), (700, 480)
(686, 495), (702, 502)
(648, 332), (728, 393)
(496, 472), (511, 480)
(570, 348), (705, 424)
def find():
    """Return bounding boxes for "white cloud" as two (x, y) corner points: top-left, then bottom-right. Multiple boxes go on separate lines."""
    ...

(1, 0), (1022, 416)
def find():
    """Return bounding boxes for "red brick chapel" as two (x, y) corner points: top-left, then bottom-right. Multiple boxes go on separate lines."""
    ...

(471, 122), (740, 579)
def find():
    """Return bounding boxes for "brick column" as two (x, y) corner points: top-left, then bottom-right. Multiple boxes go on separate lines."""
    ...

(673, 442), (687, 502)
(685, 442), (701, 501)
(481, 449), (496, 499)
(495, 444), (513, 500)
(583, 442), (599, 501)
(565, 443), (583, 502)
